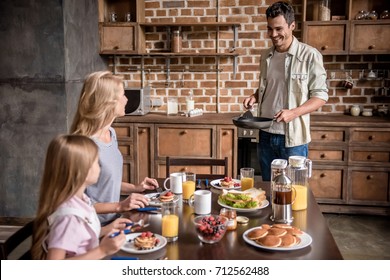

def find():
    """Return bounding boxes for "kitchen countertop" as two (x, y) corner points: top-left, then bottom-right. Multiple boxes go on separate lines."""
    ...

(115, 112), (390, 128)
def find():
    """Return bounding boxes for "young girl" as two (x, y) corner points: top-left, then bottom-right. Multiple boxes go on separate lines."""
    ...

(71, 71), (158, 225)
(31, 134), (130, 260)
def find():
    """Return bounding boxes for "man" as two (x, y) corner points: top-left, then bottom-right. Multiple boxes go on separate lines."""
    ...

(243, 1), (328, 181)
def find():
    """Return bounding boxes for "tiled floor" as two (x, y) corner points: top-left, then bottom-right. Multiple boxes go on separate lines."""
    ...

(324, 214), (390, 260)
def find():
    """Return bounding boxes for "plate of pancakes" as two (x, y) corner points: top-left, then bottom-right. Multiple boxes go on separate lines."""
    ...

(145, 191), (179, 206)
(121, 232), (167, 254)
(243, 224), (312, 251)
(210, 178), (241, 190)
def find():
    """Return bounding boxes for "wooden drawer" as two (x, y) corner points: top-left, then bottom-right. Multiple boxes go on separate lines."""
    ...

(350, 129), (390, 145)
(156, 125), (214, 157)
(309, 167), (345, 201)
(113, 124), (133, 139)
(349, 169), (389, 205)
(309, 149), (345, 162)
(350, 149), (390, 165)
(311, 128), (346, 143)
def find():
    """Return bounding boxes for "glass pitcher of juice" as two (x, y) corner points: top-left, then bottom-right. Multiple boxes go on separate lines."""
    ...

(286, 156), (312, 211)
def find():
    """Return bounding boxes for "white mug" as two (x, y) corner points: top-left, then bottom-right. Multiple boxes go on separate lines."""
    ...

(163, 172), (183, 194)
(189, 190), (211, 215)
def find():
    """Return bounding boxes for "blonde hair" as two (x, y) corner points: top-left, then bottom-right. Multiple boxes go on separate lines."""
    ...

(70, 71), (124, 136)
(31, 134), (98, 260)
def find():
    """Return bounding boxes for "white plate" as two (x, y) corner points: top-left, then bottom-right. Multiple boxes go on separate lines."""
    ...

(217, 198), (269, 212)
(243, 227), (313, 251)
(210, 178), (241, 190)
(121, 233), (167, 254)
(145, 192), (179, 206)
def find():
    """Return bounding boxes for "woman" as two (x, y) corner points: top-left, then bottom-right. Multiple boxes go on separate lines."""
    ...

(71, 71), (158, 225)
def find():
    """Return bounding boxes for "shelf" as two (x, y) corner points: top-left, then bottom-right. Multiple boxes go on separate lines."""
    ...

(140, 22), (241, 28)
(137, 52), (239, 57)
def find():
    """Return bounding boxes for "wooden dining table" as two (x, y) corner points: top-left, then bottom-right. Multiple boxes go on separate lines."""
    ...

(113, 179), (343, 260)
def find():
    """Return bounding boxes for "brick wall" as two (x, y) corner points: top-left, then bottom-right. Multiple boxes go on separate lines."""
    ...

(110, 0), (390, 115)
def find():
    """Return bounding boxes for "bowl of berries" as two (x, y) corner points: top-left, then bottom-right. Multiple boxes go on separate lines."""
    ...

(193, 215), (228, 244)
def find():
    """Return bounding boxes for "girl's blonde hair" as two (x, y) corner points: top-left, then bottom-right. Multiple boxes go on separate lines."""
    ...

(31, 134), (98, 260)
(70, 71), (124, 136)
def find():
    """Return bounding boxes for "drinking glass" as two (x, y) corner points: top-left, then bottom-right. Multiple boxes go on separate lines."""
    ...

(161, 201), (179, 242)
(182, 172), (196, 203)
(240, 167), (254, 191)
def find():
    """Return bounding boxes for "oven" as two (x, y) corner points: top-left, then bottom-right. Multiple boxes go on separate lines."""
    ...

(237, 127), (262, 178)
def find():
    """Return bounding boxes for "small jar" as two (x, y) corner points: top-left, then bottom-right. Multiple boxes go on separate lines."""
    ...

(171, 30), (182, 53)
(380, 10), (389, 19)
(355, 10), (367, 20)
(362, 108), (373, 117)
(220, 208), (237, 231)
(368, 10), (378, 20)
(350, 105), (361, 117)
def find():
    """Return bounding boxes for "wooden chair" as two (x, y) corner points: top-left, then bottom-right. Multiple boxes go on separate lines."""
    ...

(0, 220), (33, 260)
(165, 157), (229, 180)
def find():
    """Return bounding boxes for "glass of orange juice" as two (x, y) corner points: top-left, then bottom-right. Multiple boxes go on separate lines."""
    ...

(161, 201), (179, 242)
(240, 167), (254, 191)
(182, 172), (196, 203)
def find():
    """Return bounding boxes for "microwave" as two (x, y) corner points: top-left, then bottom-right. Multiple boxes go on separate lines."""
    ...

(124, 87), (150, 115)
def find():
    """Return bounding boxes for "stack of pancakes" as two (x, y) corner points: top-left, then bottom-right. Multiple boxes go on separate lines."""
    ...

(159, 191), (175, 202)
(134, 232), (158, 250)
(246, 224), (303, 248)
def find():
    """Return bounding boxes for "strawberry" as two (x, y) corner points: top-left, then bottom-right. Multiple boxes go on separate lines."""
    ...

(165, 191), (173, 196)
(146, 231), (153, 238)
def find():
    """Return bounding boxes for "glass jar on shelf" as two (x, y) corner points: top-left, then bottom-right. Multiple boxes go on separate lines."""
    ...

(367, 10), (378, 20)
(380, 10), (389, 19)
(318, 0), (331, 21)
(355, 10), (367, 20)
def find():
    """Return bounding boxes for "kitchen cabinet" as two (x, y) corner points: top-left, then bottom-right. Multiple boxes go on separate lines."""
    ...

(98, 0), (145, 54)
(309, 116), (390, 215)
(302, 0), (390, 55)
(112, 113), (237, 184)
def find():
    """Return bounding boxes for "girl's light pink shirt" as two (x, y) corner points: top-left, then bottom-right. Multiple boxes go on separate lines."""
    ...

(46, 194), (100, 257)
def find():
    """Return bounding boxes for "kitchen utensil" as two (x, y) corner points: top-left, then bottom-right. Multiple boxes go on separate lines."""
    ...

(137, 207), (160, 212)
(240, 110), (254, 118)
(232, 116), (273, 129)
(109, 219), (146, 238)
(125, 219), (145, 227)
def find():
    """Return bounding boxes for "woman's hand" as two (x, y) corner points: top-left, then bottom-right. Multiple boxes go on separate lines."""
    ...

(118, 193), (149, 211)
(137, 177), (159, 192)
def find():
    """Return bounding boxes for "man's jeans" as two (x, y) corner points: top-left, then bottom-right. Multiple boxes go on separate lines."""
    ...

(257, 130), (308, 181)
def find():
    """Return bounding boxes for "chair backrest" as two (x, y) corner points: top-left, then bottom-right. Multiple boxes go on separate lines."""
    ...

(166, 157), (229, 180)
(0, 220), (33, 260)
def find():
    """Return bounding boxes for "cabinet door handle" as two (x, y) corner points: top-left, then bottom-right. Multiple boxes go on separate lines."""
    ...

(368, 135), (375, 140)
(180, 167), (188, 172)
(366, 175), (374, 180)
(368, 45), (375, 50)
(113, 46), (119, 50)
(180, 130), (188, 135)
(321, 45), (328, 50)
(367, 154), (373, 160)
(320, 173), (326, 178)
(139, 128), (147, 134)
(320, 153), (326, 159)
(321, 134), (328, 139)
(223, 131), (230, 136)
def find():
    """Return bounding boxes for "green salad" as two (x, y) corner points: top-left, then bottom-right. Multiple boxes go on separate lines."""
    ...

(219, 193), (258, 208)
